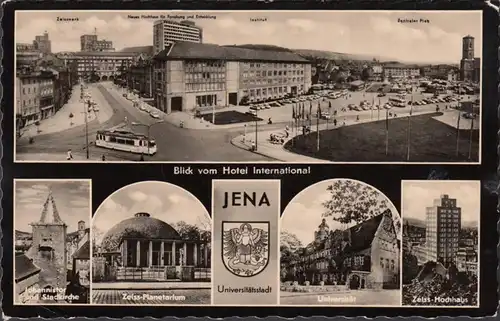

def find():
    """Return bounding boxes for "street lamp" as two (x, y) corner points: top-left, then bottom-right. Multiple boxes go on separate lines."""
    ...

(131, 120), (164, 156)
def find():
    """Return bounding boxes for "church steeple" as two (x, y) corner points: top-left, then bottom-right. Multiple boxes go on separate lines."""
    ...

(38, 189), (64, 224)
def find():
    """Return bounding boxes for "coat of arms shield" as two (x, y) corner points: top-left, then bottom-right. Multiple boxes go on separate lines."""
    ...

(222, 221), (270, 277)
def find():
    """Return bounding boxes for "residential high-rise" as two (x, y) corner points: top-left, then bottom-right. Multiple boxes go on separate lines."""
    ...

(153, 20), (203, 55)
(425, 194), (461, 268)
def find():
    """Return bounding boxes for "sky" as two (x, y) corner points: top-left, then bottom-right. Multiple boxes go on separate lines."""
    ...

(15, 180), (91, 233)
(281, 179), (400, 245)
(92, 181), (210, 243)
(15, 10), (482, 64)
(402, 180), (480, 224)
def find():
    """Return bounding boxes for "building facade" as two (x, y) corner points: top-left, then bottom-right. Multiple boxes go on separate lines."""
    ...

(425, 194), (461, 268)
(33, 31), (51, 54)
(15, 254), (41, 304)
(93, 212), (211, 282)
(383, 64), (421, 79)
(15, 71), (54, 125)
(80, 34), (115, 52)
(281, 210), (400, 290)
(58, 51), (137, 81)
(126, 55), (154, 98)
(460, 36), (481, 83)
(153, 20), (203, 54)
(153, 42), (312, 114)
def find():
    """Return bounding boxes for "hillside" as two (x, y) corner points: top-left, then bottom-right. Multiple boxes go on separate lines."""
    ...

(292, 49), (392, 62)
(227, 44), (294, 52)
(15, 230), (32, 238)
(403, 217), (426, 228)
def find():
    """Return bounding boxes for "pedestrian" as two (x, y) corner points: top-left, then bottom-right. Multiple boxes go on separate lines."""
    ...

(139, 154), (144, 161)
(101, 155), (106, 161)
(356, 115), (360, 122)
(124, 116), (128, 123)
(67, 149), (73, 160)
(333, 118), (337, 127)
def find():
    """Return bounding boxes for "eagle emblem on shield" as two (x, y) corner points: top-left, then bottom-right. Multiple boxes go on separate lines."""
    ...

(222, 221), (269, 277)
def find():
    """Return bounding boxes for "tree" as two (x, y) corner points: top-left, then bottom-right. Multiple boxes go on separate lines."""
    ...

(321, 180), (389, 225)
(172, 221), (211, 243)
(361, 67), (372, 81)
(239, 95), (249, 106)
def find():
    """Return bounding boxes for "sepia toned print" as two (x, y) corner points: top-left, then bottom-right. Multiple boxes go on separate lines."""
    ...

(14, 179), (92, 305)
(401, 180), (480, 307)
(90, 181), (212, 306)
(14, 10), (481, 164)
(280, 179), (402, 306)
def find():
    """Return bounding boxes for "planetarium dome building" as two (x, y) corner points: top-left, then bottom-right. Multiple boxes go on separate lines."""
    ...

(100, 212), (208, 269)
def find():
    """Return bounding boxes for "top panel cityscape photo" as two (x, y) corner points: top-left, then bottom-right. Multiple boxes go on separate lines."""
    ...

(14, 10), (482, 164)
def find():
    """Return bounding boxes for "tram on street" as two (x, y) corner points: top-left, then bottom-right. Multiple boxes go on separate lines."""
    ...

(95, 129), (157, 155)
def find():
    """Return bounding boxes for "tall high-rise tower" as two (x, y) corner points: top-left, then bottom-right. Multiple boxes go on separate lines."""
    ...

(425, 194), (461, 268)
(30, 190), (68, 290)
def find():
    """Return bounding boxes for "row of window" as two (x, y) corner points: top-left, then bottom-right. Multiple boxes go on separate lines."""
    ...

(186, 82), (225, 92)
(245, 62), (304, 69)
(185, 72), (226, 82)
(19, 78), (52, 86)
(185, 60), (224, 68)
(243, 69), (304, 78)
(379, 258), (396, 271)
(195, 94), (218, 107)
(242, 77), (305, 86)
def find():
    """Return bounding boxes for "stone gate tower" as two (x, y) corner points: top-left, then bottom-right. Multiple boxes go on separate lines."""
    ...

(30, 190), (67, 290)
(460, 35), (475, 82)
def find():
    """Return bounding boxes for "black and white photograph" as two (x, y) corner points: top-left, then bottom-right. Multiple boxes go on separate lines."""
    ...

(91, 181), (212, 305)
(14, 179), (91, 305)
(401, 180), (480, 307)
(14, 10), (481, 163)
(280, 179), (402, 306)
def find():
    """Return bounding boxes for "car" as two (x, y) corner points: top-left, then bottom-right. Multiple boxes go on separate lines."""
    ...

(149, 111), (160, 119)
(320, 112), (331, 120)
(249, 105), (258, 111)
(462, 113), (477, 119)
(347, 104), (356, 110)
(93, 106), (100, 112)
(384, 104), (392, 109)
(139, 105), (147, 111)
(377, 93), (386, 97)
(246, 110), (258, 116)
(122, 93), (127, 97)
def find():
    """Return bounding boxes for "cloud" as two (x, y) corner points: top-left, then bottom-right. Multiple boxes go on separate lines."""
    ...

(286, 19), (316, 32)
(129, 191), (148, 202)
(70, 197), (90, 207)
(217, 17), (237, 29)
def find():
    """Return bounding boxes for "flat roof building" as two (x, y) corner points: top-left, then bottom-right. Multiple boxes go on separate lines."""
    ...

(152, 41), (312, 114)
(153, 20), (203, 55)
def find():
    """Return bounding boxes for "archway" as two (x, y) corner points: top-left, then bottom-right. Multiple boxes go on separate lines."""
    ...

(349, 274), (360, 289)
(102, 75), (108, 82)
(361, 278), (366, 289)
(109, 75), (114, 82)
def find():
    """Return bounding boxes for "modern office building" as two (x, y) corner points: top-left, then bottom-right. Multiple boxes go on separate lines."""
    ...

(57, 51), (137, 81)
(460, 35), (481, 83)
(33, 31), (52, 55)
(425, 194), (461, 268)
(153, 20), (203, 54)
(152, 41), (312, 114)
(80, 34), (115, 52)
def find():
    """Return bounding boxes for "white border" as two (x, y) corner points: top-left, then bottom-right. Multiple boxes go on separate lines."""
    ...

(278, 178), (403, 307)
(211, 179), (281, 307)
(13, 10), (483, 165)
(13, 178), (93, 306)
(89, 180), (212, 306)
(400, 179), (481, 308)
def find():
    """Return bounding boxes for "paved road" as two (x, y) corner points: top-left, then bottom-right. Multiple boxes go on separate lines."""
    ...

(17, 84), (270, 162)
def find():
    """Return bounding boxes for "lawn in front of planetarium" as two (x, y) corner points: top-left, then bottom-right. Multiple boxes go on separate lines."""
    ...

(201, 110), (263, 125)
(285, 112), (479, 162)
(280, 289), (401, 306)
(92, 289), (211, 305)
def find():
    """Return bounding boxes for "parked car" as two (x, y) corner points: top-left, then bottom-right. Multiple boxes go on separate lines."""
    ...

(320, 112), (331, 120)
(377, 93), (386, 97)
(149, 111), (160, 119)
(246, 110), (258, 116)
(462, 112), (477, 119)
(93, 106), (100, 112)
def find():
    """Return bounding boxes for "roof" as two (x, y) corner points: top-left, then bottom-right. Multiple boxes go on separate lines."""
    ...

(155, 41), (310, 63)
(72, 240), (90, 259)
(58, 51), (138, 58)
(384, 63), (420, 69)
(342, 210), (388, 253)
(121, 46), (154, 55)
(67, 228), (90, 240)
(101, 212), (182, 251)
(15, 254), (41, 282)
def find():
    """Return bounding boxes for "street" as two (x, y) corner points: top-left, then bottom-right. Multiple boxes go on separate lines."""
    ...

(16, 83), (269, 162)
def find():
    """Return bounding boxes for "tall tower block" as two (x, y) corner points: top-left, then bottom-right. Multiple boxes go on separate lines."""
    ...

(30, 190), (68, 290)
(462, 35), (475, 60)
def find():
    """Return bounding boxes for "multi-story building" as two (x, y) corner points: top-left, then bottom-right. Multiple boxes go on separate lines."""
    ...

(425, 194), (461, 268)
(460, 35), (481, 83)
(33, 31), (51, 54)
(15, 70), (53, 125)
(152, 41), (312, 114)
(383, 63), (421, 79)
(57, 51), (137, 82)
(281, 210), (400, 290)
(153, 20), (203, 55)
(80, 34), (115, 52)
